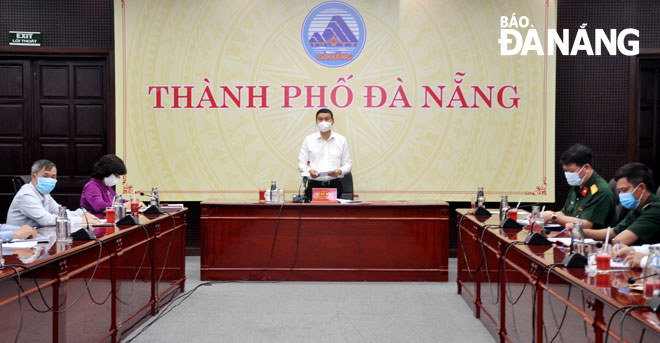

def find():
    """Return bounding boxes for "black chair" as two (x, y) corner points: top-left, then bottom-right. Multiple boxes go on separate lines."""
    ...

(340, 173), (354, 200)
(12, 175), (31, 194)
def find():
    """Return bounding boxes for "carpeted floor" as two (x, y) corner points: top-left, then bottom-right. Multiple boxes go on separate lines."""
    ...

(124, 257), (493, 343)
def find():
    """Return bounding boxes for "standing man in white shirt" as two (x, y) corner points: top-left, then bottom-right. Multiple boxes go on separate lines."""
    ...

(298, 108), (353, 200)
(6, 159), (100, 228)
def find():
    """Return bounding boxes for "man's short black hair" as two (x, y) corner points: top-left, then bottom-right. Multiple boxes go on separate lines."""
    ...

(559, 144), (592, 167)
(315, 108), (333, 120)
(614, 162), (655, 192)
(91, 154), (127, 179)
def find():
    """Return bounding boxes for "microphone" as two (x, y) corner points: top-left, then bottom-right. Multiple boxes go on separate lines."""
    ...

(72, 208), (97, 240)
(628, 273), (659, 284)
(293, 162), (311, 203)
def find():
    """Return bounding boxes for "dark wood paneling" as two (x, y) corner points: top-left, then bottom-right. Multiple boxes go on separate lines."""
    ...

(0, 65), (24, 97)
(40, 104), (70, 137)
(74, 143), (104, 176)
(75, 104), (104, 136)
(39, 66), (69, 98)
(0, 104), (23, 135)
(74, 66), (103, 98)
(0, 143), (24, 174)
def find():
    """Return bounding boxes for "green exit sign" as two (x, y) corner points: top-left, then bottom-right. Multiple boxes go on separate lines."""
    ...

(9, 31), (41, 46)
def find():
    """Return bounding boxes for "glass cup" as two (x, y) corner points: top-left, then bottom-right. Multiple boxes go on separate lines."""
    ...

(596, 253), (611, 272)
(130, 200), (139, 213)
(586, 244), (599, 271)
(507, 208), (518, 220)
(259, 189), (266, 203)
(106, 207), (116, 223)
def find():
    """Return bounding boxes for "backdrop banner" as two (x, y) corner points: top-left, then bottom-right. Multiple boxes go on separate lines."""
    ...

(114, 0), (556, 202)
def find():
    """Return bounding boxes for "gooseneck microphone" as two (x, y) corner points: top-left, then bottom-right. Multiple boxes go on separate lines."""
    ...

(628, 273), (658, 284)
(293, 161), (311, 203)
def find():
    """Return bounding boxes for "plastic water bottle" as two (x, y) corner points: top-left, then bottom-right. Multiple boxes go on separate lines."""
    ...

(643, 246), (660, 298)
(0, 239), (5, 267)
(56, 209), (72, 243)
(476, 187), (485, 208)
(499, 195), (509, 221)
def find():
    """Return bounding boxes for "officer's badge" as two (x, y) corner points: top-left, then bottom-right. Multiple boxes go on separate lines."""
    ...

(590, 184), (599, 195)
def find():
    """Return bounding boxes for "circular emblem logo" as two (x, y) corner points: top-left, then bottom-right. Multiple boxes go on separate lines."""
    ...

(301, 1), (366, 68)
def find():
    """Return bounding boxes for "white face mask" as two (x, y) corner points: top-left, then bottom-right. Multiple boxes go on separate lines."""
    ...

(104, 174), (119, 187)
(317, 121), (333, 132)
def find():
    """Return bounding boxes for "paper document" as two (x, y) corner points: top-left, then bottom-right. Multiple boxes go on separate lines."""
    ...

(3, 241), (38, 249)
(610, 261), (631, 269)
(547, 237), (596, 246)
(12, 234), (50, 243)
(337, 199), (363, 204)
(316, 170), (334, 177)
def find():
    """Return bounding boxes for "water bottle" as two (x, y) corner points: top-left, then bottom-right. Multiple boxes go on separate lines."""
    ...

(150, 187), (160, 207)
(270, 181), (277, 202)
(572, 221), (585, 255)
(476, 187), (485, 208)
(0, 239), (4, 267)
(499, 195), (509, 221)
(643, 246), (660, 298)
(56, 212), (72, 243)
(113, 194), (126, 220)
(530, 205), (541, 222)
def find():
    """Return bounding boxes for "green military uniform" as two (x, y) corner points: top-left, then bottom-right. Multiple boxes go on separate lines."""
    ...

(613, 193), (660, 245)
(560, 171), (617, 229)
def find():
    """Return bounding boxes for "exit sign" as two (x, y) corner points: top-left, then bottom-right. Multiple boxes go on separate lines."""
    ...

(9, 31), (41, 46)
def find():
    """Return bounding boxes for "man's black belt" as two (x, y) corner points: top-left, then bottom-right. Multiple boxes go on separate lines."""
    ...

(308, 179), (339, 187)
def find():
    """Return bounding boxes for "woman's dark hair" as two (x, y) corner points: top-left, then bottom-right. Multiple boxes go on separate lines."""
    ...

(91, 154), (127, 179)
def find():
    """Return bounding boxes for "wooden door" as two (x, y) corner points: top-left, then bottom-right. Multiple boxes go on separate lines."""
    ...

(0, 56), (109, 221)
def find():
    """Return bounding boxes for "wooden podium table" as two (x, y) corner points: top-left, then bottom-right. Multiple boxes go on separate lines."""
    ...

(456, 209), (660, 343)
(0, 209), (187, 343)
(200, 201), (449, 281)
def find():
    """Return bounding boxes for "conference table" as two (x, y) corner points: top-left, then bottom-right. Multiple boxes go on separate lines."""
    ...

(200, 201), (449, 281)
(456, 208), (660, 343)
(0, 209), (187, 343)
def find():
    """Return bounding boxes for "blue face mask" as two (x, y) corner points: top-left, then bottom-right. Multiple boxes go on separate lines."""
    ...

(619, 184), (641, 210)
(564, 165), (585, 187)
(36, 177), (57, 195)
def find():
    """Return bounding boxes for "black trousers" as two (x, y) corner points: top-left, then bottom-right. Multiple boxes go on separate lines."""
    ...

(305, 179), (343, 201)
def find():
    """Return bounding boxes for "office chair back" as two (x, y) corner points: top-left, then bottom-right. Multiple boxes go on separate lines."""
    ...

(340, 173), (354, 200)
(12, 175), (31, 194)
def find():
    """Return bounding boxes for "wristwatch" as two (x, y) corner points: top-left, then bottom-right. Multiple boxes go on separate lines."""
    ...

(551, 212), (558, 222)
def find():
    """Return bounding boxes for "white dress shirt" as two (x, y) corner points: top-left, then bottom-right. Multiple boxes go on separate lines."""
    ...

(633, 243), (660, 269)
(1, 223), (19, 242)
(298, 131), (353, 181)
(6, 183), (84, 228)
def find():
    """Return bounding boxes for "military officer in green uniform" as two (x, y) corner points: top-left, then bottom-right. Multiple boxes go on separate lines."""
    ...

(541, 144), (617, 229)
(585, 163), (660, 246)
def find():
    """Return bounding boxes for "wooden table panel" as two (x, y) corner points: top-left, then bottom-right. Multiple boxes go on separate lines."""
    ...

(201, 201), (449, 281)
(0, 209), (187, 343)
(456, 209), (660, 343)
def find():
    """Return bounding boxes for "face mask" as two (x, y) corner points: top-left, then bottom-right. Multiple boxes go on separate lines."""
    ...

(317, 121), (332, 132)
(104, 174), (119, 187)
(619, 184), (641, 210)
(564, 165), (585, 187)
(36, 177), (57, 195)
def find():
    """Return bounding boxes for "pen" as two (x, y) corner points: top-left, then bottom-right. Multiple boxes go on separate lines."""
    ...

(557, 228), (568, 235)
(615, 241), (620, 262)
